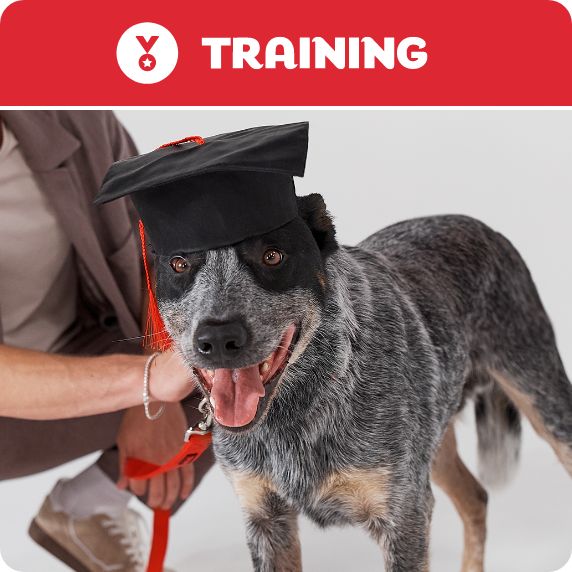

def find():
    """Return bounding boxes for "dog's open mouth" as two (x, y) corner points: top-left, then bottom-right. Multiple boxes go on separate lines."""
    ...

(194, 324), (298, 429)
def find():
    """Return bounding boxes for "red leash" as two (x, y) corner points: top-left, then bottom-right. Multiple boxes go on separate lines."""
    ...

(124, 432), (213, 572)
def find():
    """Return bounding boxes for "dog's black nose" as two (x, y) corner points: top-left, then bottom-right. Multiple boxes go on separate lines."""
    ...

(195, 320), (249, 361)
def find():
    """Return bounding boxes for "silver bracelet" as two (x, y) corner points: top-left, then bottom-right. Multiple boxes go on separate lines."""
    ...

(143, 352), (165, 421)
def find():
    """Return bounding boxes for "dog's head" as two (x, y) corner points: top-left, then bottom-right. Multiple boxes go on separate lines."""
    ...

(155, 193), (337, 431)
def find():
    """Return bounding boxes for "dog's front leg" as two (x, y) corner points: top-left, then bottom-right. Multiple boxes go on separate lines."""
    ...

(230, 472), (302, 572)
(379, 486), (434, 572)
(245, 492), (302, 572)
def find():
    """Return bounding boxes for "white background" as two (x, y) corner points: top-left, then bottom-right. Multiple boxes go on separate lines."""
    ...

(1, 110), (571, 571)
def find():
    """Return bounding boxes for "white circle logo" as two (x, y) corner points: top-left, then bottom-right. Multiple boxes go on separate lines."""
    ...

(116, 22), (178, 84)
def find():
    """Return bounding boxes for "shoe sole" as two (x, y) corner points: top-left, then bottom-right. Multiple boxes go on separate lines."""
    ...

(28, 519), (91, 572)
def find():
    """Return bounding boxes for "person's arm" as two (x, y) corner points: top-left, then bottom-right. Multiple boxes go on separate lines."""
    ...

(0, 345), (195, 420)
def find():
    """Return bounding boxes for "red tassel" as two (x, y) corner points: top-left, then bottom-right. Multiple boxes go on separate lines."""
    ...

(137, 136), (204, 350)
(158, 135), (205, 149)
(138, 220), (172, 351)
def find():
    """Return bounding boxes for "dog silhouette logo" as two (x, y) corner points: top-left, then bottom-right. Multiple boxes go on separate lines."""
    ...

(117, 22), (178, 84)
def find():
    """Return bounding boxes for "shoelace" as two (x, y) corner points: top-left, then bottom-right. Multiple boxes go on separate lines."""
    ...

(100, 508), (148, 569)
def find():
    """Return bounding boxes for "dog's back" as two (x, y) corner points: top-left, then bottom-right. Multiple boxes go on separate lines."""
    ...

(359, 214), (572, 482)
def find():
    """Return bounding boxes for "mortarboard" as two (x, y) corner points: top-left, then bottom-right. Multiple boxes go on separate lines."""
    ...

(95, 121), (309, 351)
(95, 122), (309, 255)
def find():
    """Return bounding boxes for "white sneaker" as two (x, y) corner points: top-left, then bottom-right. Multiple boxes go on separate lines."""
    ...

(29, 491), (170, 571)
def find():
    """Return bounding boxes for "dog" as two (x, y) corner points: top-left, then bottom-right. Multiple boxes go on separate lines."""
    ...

(154, 194), (572, 571)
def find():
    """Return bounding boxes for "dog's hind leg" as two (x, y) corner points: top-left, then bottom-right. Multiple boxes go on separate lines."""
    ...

(490, 365), (572, 477)
(482, 233), (572, 477)
(432, 423), (488, 572)
(230, 472), (302, 572)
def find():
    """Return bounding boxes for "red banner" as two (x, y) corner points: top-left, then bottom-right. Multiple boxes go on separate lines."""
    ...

(1, 0), (571, 105)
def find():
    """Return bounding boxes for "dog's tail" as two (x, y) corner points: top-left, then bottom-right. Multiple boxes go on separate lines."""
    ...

(475, 381), (522, 488)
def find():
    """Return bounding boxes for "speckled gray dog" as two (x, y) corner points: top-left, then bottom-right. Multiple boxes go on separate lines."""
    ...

(154, 194), (572, 572)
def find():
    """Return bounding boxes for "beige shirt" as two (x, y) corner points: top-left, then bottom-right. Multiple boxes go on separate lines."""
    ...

(0, 122), (78, 351)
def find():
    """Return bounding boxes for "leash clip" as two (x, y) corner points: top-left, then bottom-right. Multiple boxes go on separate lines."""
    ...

(184, 397), (213, 441)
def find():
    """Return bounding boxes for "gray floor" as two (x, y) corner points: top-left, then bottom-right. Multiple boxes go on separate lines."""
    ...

(1, 408), (571, 572)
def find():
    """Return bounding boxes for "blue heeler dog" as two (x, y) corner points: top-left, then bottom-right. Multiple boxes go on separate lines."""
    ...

(155, 195), (572, 571)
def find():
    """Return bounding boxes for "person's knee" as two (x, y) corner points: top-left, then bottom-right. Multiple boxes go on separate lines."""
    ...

(0, 443), (34, 480)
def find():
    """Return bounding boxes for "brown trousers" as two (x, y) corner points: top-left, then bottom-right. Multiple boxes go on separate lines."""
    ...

(0, 326), (215, 512)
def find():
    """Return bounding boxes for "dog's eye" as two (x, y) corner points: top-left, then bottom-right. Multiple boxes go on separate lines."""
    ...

(262, 248), (284, 267)
(170, 256), (190, 273)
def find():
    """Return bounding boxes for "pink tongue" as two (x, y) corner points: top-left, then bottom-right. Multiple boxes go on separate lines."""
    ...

(210, 365), (265, 427)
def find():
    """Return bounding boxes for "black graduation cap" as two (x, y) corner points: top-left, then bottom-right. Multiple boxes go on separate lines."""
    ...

(96, 122), (309, 255)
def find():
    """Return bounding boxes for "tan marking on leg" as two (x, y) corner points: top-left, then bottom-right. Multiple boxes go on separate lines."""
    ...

(228, 472), (301, 572)
(432, 424), (487, 572)
(229, 471), (275, 515)
(317, 468), (391, 524)
(491, 370), (572, 476)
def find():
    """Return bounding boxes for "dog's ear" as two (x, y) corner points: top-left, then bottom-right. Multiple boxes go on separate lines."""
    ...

(297, 193), (338, 257)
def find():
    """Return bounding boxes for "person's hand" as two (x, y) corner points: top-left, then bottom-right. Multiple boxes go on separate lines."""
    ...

(116, 403), (195, 509)
(148, 350), (197, 403)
